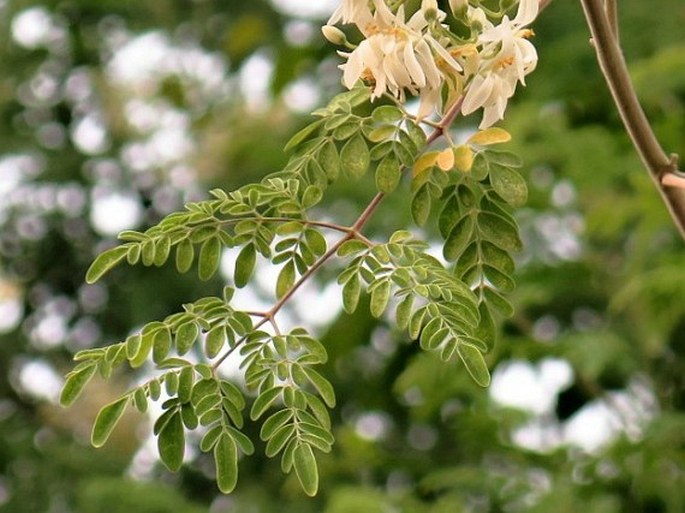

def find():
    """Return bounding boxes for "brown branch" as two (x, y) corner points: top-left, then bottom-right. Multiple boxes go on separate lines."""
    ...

(579, 0), (685, 238)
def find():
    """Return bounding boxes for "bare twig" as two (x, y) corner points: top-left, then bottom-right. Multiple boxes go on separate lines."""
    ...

(579, 0), (685, 238)
(603, 0), (619, 41)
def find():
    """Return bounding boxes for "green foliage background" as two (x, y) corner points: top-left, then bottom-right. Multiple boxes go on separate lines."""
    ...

(0, 0), (684, 511)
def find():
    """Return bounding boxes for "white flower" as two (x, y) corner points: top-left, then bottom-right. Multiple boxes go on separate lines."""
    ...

(327, 0), (373, 27)
(334, 0), (462, 118)
(462, 0), (539, 128)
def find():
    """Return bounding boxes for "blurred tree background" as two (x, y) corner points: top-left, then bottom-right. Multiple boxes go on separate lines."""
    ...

(0, 0), (684, 511)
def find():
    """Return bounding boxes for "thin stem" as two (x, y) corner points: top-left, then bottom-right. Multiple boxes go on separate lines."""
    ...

(604, 0), (619, 41)
(579, 0), (685, 238)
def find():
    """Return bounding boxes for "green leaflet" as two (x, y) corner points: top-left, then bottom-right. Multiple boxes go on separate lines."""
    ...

(175, 238), (194, 273)
(318, 139), (340, 182)
(375, 153), (401, 193)
(276, 260), (296, 299)
(342, 275), (361, 314)
(489, 164), (528, 207)
(284, 119), (324, 152)
(60, 363), (97, 406)
(265, 424), (295, 458)
(85, 245), (128, 284)
(158, 411), (185, 471)
(214, 434), (239, 493)
(303, 368), (336, 408)
(443, 215), (475, 261)
(411, 185), (431, 226)
(370, 280), (391, 318)
(456, 342), (491, 387)
(205, 326), (226, 358)
(341, 133), (370, 180)
(293, 443), (319, 497)
(152, 327), (172, 363)
(260, 410), (294, 441)
(175, 321), (199, 355)
(234, 244), (256, 288)
(371, 105), (403, 123)
(250, 386), (282, 421)
(91, 396), (130, 447)
(477, 211), (522, 252)
(198, 236), (222, 281)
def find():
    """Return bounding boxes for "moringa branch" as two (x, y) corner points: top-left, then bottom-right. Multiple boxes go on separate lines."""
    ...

(579, 0), (685, 238)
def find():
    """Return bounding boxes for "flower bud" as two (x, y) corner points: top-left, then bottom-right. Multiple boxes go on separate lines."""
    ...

(321, 25), (348, 46)
(421, 0), (439, 21)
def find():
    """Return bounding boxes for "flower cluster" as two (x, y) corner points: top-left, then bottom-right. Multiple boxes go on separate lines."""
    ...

(324, 0), (539, 128)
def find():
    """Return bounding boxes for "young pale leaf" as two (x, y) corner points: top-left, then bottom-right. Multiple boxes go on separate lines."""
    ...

(214, 434), (239, 493)
(454, 145), (474, 172)
(234, 244), (256, 288)
(294, 443), (319, 497)
(175, 239), (194, 273)
(467, 127), (511, 146)
(91, 396), (130, 447)
(199, 237), (222, 281)
(457, 343), (491, 387)
(443, 215), (475, 261)
(60, 364), (97, 406)
(436, 148), (455, 171)
(85, 246), (129, 284)
(370, 280), (391, 318)
(489, 164), (528, 207)
(276, 261), (296, 299)
(158, 412), (185, 471)
(375, 154), (401, 193)
(341, 133), (370, 180)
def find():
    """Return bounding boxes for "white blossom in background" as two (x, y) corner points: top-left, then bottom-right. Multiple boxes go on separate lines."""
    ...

(462, 0), (539, 127)
(326, 0), (462, 119)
